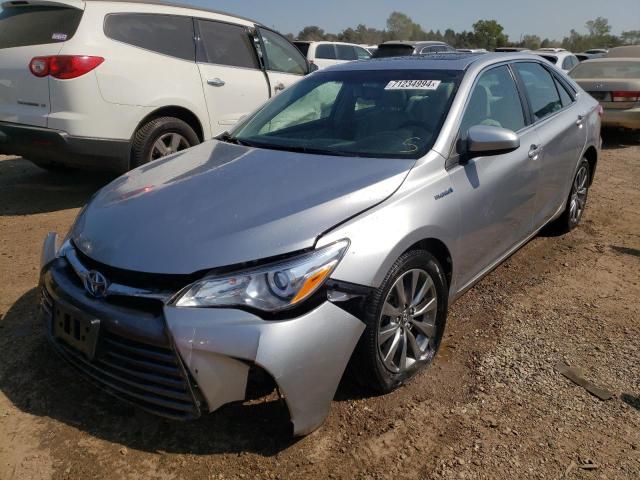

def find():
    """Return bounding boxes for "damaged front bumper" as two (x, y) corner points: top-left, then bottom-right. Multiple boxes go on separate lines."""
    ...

(40, 233), (366, 436)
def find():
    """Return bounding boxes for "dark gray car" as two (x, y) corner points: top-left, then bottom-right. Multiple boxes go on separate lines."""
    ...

(40, 53), (601, 435)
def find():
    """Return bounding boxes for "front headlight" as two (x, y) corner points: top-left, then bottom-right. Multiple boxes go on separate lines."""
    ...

(174, 240), (349, 312)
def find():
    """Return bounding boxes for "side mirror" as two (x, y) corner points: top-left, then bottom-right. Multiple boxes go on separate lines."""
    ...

(467, 125), (520, 156)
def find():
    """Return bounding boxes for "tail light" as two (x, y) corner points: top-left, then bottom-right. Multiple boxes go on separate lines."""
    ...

(612, 91), (640, 102)
(29, 56), (104, 79)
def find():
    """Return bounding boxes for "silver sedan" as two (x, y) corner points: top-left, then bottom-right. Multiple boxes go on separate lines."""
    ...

(40, 53), (601, 436)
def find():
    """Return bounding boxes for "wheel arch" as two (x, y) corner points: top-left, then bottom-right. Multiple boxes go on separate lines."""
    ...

(402, 238), (453, 291)
(583, 145), (598, 186)
(132, 106), (205, 143)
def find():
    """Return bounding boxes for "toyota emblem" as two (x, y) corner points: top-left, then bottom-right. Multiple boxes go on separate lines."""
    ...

(83, 270), (109, 298)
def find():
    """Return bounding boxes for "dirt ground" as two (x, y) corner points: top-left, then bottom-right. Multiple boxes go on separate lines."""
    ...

(0, 132), (638, 480)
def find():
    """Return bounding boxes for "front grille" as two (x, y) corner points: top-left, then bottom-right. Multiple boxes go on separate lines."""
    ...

(50, 327), (201, 420)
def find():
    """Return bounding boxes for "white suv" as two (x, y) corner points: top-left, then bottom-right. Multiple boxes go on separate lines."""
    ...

(533, 48), (580, 72)
(0, 0), (313, 171)
(293, 41), (371, 69)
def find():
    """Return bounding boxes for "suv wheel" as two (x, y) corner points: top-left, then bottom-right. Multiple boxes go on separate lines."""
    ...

(350, 250), (448, 393)
(131, 117), (199, 167)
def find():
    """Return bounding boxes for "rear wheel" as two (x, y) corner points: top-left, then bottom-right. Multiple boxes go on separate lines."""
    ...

(550, 158), (590, 233)
(131, 117), (199, 168)
(351, 250), (448, 393)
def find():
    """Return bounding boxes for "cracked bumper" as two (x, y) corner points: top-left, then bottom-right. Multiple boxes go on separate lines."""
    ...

(40, 233), (365, 435)
(165, 303), (365, 436)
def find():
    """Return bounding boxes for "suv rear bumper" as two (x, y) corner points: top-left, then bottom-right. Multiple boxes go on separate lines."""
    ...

(0, 121), (130, 172)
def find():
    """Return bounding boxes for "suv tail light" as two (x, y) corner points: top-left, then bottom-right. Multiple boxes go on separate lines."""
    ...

(612, 91), (640, 102)
(29, 56), (104, 79)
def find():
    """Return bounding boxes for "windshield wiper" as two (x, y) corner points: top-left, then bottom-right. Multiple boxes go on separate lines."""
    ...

(236, 140), (353, 157)
(216, 131), (255, 147)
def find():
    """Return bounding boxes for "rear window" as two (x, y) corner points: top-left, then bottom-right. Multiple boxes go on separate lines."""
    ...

(104, 13), (195, 61)
(0, 6), (83, 49)
(293, 42), (310, 56)
(537, 55), (558, 65)
(570, 61), (640, 79)
(373, 45), (414, 58)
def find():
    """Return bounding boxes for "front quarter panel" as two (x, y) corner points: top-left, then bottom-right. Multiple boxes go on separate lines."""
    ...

(318, 150), (460, 295)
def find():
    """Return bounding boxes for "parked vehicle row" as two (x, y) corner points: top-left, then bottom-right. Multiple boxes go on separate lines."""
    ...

(40, 51), (601, 435)
(0, 0), (314, 171)
(293, 41), (371, 69)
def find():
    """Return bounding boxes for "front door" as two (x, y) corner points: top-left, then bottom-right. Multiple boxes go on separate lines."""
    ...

(449, 64), (540, 289)
(196, 19), (269, 136)
(257, 27), (308, 97)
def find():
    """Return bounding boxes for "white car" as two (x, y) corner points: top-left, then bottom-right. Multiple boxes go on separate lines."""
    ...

(533, 48), (580, 72)
(293, 41), (371, 69)
(0, 0), (313, 171)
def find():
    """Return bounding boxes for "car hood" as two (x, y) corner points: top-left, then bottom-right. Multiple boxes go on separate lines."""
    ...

(72, 141), (415, 274)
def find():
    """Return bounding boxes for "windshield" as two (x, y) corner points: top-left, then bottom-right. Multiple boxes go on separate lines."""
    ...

(570, 61), (640, 79)
(231, 69), (462, 159)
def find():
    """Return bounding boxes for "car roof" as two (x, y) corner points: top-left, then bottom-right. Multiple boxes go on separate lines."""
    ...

(81, 0), (262, 25)
(325, 52), (529, 72)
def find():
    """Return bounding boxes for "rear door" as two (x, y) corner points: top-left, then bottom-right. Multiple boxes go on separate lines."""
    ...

(0, 1), (84, 127)
(513, 62), (586, 228)
(257, 27), (309, 96)
(195, 19), (269, 134)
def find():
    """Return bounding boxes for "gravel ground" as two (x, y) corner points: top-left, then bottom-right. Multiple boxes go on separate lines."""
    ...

(0, 131), (638, 480)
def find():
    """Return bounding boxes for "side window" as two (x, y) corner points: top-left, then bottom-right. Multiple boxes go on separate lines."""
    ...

(104, 13), (195, 61)
(562, 56), (573, 70)
(259, 28), (307, 75)
(316, 44), (336, 60)
(459, 65), (526, 136)
(420, 46), (434, 54)
(554, 77), (574, 107)
(355, 46), (371, 60)
(336, 44), (357, 61)
(259, 81), (342, 133)
(197, 20), (258, 69)
(514, 63), (562, 121)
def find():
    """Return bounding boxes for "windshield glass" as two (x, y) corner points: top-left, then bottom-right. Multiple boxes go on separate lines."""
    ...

(570, 61), (640, 79)
(231, 69), (462, 159)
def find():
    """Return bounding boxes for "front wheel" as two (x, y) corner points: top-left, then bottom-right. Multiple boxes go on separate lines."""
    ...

(551, 158), (590, 233)
(350, 250), (449, 393)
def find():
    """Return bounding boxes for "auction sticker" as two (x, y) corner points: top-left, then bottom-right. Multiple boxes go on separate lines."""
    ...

(385, 80), (441, 90)
(52, 33), (68, 41)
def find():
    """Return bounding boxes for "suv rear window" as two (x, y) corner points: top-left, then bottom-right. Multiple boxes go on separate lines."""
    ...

(0, 6), (83, 49)
(372, 45), (414, 58)
(104, 13), (195, 61)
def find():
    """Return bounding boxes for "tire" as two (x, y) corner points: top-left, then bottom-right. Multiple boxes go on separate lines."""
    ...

(550, 158), (590, 234)
(350, 249), (449, 393)
(131, 117), (199, 168)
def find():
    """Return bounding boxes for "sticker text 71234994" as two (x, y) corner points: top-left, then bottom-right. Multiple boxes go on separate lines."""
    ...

(385, 80), (441, 90)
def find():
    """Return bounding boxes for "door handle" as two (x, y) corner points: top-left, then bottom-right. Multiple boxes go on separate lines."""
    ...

(576, 114), (585, 127)
(207, 78), (225, 87)
(528, 144), (542, 159)
(274, 82), (286, 92)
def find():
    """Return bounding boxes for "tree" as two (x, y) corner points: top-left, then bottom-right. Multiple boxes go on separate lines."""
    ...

(387, 12), (419, 40)
(297, 26), (326, 41)
(521, 34), (541, 50)
(443, 28), (456, 46)
(585, 17), (611, 37)
(621, 30), (640, 45)
(472, 19), (508, 50)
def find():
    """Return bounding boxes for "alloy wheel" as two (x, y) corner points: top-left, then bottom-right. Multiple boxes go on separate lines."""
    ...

(569, 164), (589, 224)
(150, 132), (190, 162)
(377, 268), (438, 373)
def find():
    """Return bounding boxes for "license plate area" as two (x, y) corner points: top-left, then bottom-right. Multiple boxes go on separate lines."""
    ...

(52, 303), (100, 360)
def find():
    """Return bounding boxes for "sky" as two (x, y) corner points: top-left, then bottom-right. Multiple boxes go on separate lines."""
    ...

(184, 0), (640, 41)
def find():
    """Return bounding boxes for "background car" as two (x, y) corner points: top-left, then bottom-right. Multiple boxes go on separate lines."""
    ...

(361, 44), (379, 55)
(372, 41), (456, 58)
(293, 41), (371, 69)
(40, 52), (600, 436)
(457, 48), (488, 53)
(606, 45), (640, 58)
(533, 48), (580, 72)
(576, 52), (607, 62)
(0, 0), (312, 172)
(494, 47), (531, 52)
(570, 58), (640, 130)
(585, 48), (609, 55)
